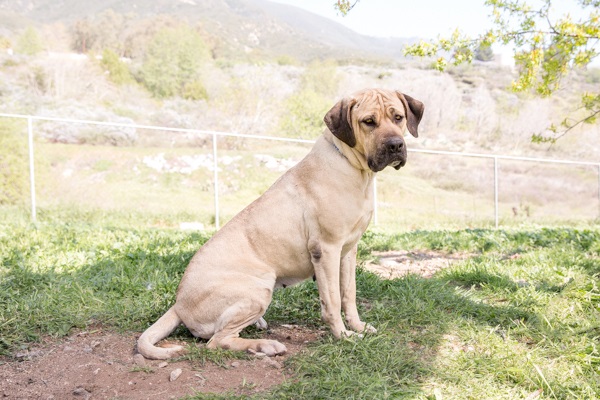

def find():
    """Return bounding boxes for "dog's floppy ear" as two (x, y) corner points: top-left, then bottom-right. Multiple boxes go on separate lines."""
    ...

(396, 92), (424, 138)
(324, 97), (356, 147)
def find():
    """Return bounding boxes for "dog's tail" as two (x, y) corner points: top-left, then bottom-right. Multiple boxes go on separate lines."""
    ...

(137, 306), (185, 360)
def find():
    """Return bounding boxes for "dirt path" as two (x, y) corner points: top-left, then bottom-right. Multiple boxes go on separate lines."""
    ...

(1, 250), (466, 399)
(0, 324), (325, 400)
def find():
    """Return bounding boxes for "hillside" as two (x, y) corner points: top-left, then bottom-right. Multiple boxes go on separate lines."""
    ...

(0, 0), (410, 61)
(0, 0), (598, 155)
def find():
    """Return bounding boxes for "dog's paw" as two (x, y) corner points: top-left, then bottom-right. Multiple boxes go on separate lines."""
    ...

(340, 329), (363, 339)
(347, 321), (377, 335)
(248, 340), (287, 357)
(254, 317), (268, 330)
(363, 323), (377, 334)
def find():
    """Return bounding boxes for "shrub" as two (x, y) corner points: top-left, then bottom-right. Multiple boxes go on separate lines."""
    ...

(100, 48), (134, 85)
(278, 59), (339, 139)
(16, 27), (44, 55)
(182, 79), (209, 101)
(279, 89), (331, 139)
(301, 59), (339, 96)
(140, 25), (210, 98)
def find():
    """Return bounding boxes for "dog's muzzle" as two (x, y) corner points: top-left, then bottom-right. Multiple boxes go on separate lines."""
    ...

(368, 137), (407, 172)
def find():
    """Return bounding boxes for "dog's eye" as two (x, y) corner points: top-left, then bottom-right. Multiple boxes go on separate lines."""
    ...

(363, 118), (375, 126)
(395, 115), (404, 122)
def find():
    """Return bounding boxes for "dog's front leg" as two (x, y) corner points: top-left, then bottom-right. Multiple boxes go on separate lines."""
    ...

(311, 243), (352, 338)
(340, 245), (377, 334)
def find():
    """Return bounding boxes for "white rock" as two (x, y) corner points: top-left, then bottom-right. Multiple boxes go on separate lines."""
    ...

(169, 368), (183, 382)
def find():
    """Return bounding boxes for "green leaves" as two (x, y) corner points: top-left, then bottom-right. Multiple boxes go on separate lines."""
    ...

(140, 25), (210, 99)
(100, 48), (134, 85)
(404, 0), (600, 140)
(334, 0), (360, 16)
(16, 26), (44, 55)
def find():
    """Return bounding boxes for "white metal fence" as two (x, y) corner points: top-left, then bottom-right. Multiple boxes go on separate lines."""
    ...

(2, 112), (599, 229)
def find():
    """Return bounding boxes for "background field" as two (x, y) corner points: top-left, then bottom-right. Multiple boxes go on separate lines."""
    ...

(2, 121), (599, 232)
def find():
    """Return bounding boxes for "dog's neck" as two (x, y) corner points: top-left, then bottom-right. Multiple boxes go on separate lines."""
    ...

(326, 131), (372, 173)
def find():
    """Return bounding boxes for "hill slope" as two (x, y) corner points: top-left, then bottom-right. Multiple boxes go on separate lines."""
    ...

(0, 0), (411, 61)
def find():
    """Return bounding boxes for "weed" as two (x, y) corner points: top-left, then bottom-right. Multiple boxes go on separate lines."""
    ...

(130, 366), (154, 374)
(178, 345), (250, 368)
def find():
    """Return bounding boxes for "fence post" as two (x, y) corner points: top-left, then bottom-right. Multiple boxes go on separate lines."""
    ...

(494, 157), (499, 229)
(212, 133), (220, 230)
(27, 116), (37, 223)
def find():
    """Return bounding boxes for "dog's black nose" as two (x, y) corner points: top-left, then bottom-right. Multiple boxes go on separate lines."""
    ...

(386, 138), (404, 154)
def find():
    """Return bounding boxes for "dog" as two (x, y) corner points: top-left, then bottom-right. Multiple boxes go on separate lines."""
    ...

(137, 88), (424, 359)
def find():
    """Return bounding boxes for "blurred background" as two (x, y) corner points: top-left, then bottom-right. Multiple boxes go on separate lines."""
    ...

(0, 0), (598, 230)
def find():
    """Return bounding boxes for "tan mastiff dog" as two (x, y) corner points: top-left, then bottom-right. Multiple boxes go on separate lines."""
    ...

(137, 88), (424, 359)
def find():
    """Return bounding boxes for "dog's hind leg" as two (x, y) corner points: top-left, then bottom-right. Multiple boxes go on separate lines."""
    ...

(206, 295), (287, 356)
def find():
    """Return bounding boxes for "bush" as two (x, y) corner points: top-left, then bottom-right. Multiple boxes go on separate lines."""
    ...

(16, 27), (44, 55)
(100, 48), (134, 85)
(301, 59), (339, 96)
(279, 89), (331, 139)
(140, 25), (210, 98)
(182, 79), (209, 101)
(278, 59), (339, 139)
(276, 55), (298, 66)
(0, 120), (28, 205)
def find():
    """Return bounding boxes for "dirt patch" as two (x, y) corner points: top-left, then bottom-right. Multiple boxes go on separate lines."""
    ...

(364, 250), (470, 279)
(0, 324), (325, 400)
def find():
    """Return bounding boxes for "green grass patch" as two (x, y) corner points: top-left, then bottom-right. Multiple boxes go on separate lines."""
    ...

(1, 218), (598, 399)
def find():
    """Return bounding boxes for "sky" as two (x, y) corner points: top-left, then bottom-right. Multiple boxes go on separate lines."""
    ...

(270, 0), (588, 40)
(270, 0), (492, 39)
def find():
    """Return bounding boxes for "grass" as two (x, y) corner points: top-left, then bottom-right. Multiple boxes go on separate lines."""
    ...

(1, 216), (599, 399)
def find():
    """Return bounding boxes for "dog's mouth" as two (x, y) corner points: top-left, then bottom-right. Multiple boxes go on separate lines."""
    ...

(367, 136), (408, 172)
(368, 153), (407, 172)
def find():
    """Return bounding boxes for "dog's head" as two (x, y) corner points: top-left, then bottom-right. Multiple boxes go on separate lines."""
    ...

(324, 89), (424, 172)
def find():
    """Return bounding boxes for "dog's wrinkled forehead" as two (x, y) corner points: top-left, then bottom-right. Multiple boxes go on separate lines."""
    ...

(353, 90), (404, 118)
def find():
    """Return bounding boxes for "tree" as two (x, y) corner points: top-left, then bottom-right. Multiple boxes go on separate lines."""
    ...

(16, 27), (44, 55)
(100, 48), (133, 85)
(92, 9), (128, 54)
(139, 25), (210, 98)
(402, 0), (600, 142)
(72, 19), (96, 53)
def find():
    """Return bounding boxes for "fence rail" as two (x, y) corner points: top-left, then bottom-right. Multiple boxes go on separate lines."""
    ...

(2, 112), (599, 229)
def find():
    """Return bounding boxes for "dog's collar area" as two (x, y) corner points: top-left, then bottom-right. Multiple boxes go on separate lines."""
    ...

(328, 135), (372, 173)
(331, 140), (345, 158)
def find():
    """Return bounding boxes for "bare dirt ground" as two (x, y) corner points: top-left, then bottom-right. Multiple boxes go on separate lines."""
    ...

(364, 250), (470, 279)
(0, 250), (467, 400)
